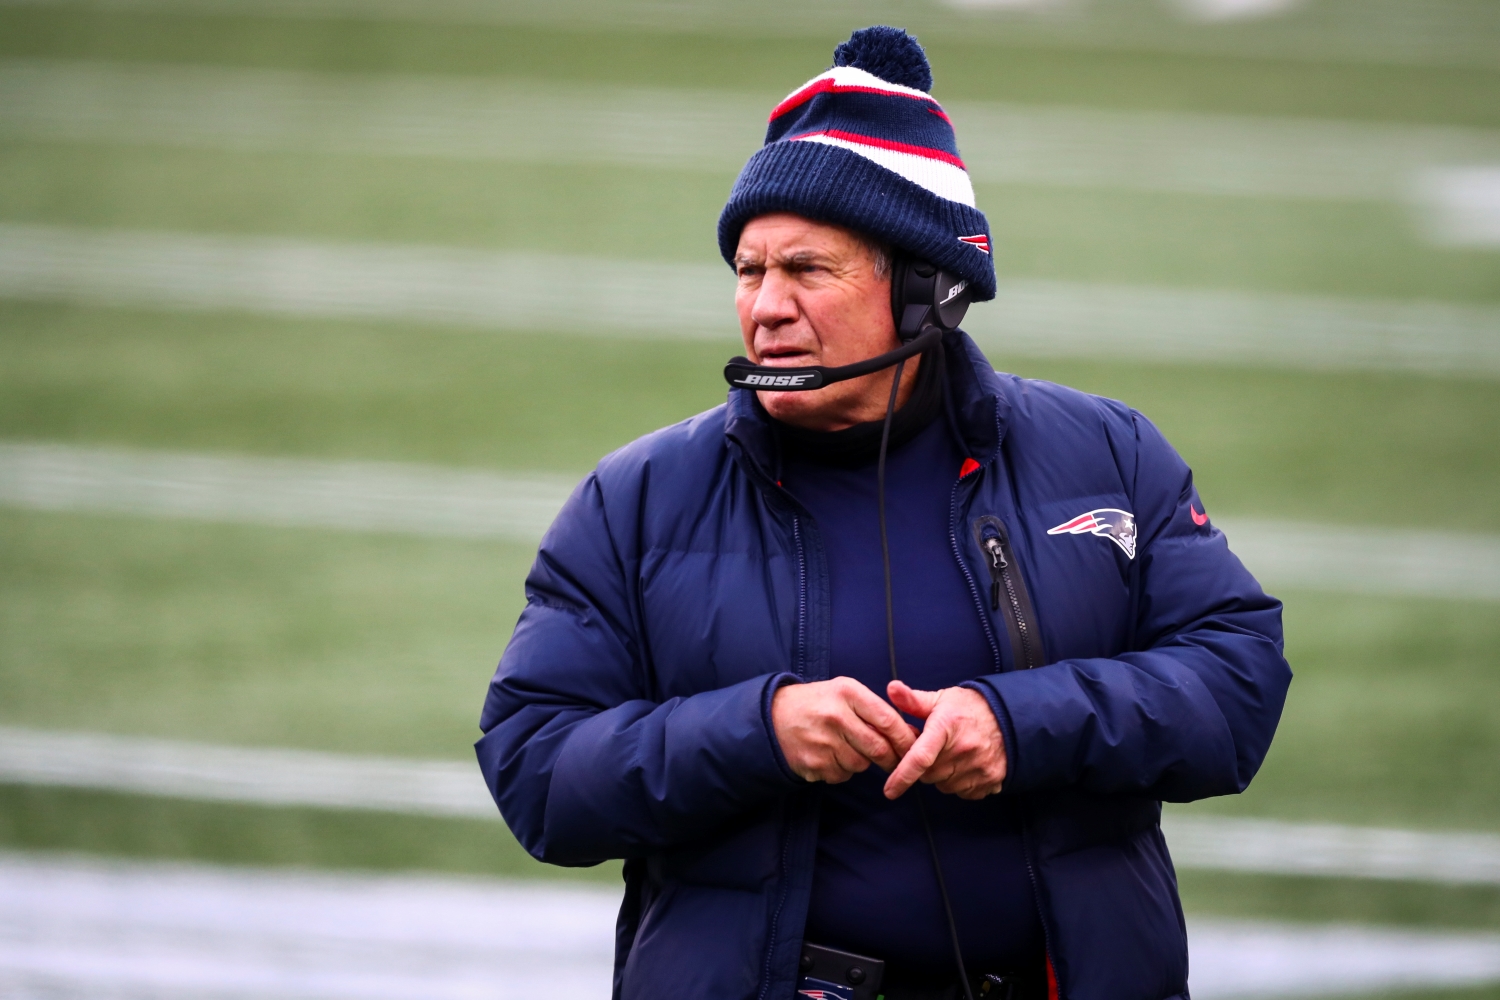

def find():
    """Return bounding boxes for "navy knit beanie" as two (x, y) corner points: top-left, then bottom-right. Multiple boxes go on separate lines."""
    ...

(718, 26), (995, 300)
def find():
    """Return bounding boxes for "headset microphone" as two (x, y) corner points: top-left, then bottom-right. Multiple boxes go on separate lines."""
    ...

(722, 257), (972, 392)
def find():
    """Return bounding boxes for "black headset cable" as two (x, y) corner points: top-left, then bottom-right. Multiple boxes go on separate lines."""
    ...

(876, 354), (977, 1000)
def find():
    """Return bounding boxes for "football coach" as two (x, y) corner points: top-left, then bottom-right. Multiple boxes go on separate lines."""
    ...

(477, 26), (1290, 1000)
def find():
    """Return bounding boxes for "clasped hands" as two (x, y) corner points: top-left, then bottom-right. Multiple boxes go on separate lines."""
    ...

(771, 677), (1007, 800)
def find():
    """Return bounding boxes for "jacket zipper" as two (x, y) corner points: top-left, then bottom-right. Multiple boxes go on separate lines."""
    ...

(981, 523), (1042, 671)
(949, 481), (1004, 674)
(985, 520), (1062, 993)
(964, 498), (1060, 996)
(1022, 829), (1060, 1000)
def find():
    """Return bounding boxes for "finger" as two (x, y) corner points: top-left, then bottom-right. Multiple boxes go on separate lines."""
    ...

(886, 680), (941, 720)
(923, 757), (964, 787)
(955, 783), (999, 800)
(836, 717), (899, 771)
(934, 757), (1005, 798)
(883, 721), (951, 799)
(847, 688), (918, 759)
(825, 742), (870, 782)
(933, 764), (986, 793)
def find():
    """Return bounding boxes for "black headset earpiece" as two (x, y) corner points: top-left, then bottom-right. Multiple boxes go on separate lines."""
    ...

(890, 255), (973, 342)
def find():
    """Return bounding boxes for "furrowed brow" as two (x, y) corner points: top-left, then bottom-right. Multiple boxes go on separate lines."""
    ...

(774, 250), (835, 269)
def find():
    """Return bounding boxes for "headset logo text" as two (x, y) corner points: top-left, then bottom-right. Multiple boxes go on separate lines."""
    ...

(737, 373), (817, 387)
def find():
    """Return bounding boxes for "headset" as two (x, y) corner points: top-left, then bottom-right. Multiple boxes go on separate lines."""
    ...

(724, 255), (982, 1000)
(721, 256), (973, 391)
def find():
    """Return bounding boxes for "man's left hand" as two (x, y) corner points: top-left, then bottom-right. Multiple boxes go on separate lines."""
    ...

(883, 681), (1007, 801)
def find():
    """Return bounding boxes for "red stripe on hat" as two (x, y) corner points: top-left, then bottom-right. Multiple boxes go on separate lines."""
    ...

(791, 129), (967, 169)
(769, 78), (943, 121)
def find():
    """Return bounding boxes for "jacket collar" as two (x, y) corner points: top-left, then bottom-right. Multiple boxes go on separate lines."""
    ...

(724, 329), (1010, 483)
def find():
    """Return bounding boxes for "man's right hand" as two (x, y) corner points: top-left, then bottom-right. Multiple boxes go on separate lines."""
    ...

(771, 678), (918, 784)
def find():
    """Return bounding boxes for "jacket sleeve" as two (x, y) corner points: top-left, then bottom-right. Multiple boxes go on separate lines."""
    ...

(474, 472), (802, 867)
(972, 410), (1291, 802)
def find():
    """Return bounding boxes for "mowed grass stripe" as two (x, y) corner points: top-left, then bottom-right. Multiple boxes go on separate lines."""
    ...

(5, 725), (1500, 888)
(4, 224), (1498, 376)
(3, 0), (1498, 72)
(6, 59), (1500, 205)
(4, 441), (1498, 601)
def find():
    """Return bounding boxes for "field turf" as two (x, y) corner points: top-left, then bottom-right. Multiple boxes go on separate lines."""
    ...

(1, 5), (1498, 984)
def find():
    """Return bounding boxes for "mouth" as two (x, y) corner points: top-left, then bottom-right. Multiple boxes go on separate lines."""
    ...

(755, 348), (817, 367)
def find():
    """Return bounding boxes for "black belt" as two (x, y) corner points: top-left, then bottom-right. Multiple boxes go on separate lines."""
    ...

(799, 943), (1047, 1000)
(880, 966), (1047, 1000)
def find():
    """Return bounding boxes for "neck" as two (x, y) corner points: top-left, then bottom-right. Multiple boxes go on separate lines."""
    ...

(766, 355), (922, 432)
(770, 342), (945, 467)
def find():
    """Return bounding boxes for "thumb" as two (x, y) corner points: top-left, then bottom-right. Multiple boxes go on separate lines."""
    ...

(888, 680), (940, 719)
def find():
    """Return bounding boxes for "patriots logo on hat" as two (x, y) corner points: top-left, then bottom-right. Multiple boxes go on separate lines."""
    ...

(959, 234), (991, 254)
(1048, 508), (1137, 559)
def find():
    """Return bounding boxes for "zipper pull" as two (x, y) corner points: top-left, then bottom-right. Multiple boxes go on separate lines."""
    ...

(983, 536), (1006, 610)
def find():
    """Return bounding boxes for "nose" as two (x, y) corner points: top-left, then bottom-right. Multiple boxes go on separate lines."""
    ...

(749, 268), (799, 331)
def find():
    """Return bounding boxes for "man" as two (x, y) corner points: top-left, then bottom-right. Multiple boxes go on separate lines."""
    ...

(477, 26), (1290, 1000)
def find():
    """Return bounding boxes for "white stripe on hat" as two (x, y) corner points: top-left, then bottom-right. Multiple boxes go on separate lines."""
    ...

(792, 132), (977, 207)
(775, 65), (942, 110)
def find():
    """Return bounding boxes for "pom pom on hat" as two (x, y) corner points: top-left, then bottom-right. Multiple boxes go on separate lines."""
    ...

(832, 26), (933, 92)
(718, 25), (995, 300)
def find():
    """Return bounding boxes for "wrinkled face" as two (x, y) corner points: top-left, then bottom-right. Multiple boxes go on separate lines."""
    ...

(734, 213), (908, 431)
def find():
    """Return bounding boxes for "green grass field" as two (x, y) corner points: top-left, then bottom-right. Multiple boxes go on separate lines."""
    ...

(1, 4), (1498, 992)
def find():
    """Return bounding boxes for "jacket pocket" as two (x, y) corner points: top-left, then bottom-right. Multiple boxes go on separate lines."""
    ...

(972, 515), (1047, 670)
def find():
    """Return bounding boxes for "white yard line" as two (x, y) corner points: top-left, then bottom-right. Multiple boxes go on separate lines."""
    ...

(1167, 0), (1305, 22)
(1216, 517), (1500, 602)
(3, 441), (1498, 600)
(0, 852), (619, 1000)
(4, 725), (1500, 888)
(0, 725), (498, 818)
(1, 851), (1499, 1000)
(1419, 166), (1500, 247)
(4, 224), (1499, 377)
(5, 59), (1500, 204)
(1186, 918), (1500, 999)
(967, 278), (1500, 378)
(0, 61), (767, 172)
(0, 224), (736, 338)
(1164, 815), (1500, 886)
(0, 442), (579, 543)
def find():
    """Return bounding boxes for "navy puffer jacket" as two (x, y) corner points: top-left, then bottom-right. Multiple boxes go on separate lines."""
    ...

(477, 331), (1290, 1000)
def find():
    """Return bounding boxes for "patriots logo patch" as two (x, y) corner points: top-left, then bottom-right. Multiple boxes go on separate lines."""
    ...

(1048, 508), (1137, 559)
(958, 234), (991, 254)
(797, 983), (855, 1000)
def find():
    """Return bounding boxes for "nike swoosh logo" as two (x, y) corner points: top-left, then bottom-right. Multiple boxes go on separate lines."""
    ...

(1190, 504), (1209, 526)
